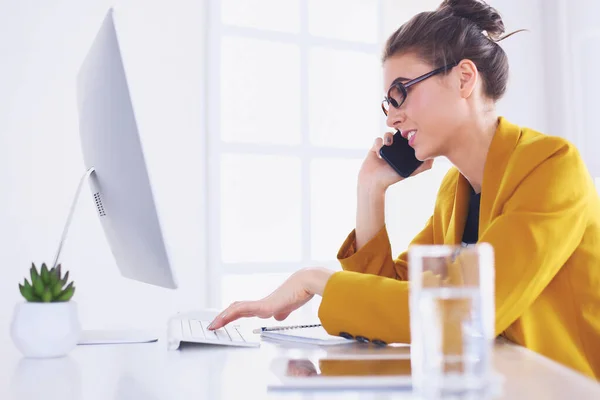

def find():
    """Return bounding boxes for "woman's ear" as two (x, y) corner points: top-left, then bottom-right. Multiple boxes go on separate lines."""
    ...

(457, 59), (478, 99)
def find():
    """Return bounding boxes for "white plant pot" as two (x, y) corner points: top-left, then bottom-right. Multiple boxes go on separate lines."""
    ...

(10, 301), (81, 358)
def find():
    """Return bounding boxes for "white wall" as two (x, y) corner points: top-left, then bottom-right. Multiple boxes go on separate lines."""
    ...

(492, 0), (600, 179)
(493, 0), (548, 133)
(0, 0), (207, 348)
(542, 0), (600, 178)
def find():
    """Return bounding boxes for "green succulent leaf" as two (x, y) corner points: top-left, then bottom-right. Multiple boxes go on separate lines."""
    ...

(56, 283), (75, 302)
(19, 283), (36, 302)
(23, 278), (32, 290)
(60, 281), (73, 292)
(41, 288), (52, 303)
(30, 263), (39, 284)
(32, 275), (45, 297)
(56, 264), (62, 281)
(49, 267), (59, 287)
(60, 271), (70, 287)
(41, 263), (50, 284)
(51, 280), (64, 297)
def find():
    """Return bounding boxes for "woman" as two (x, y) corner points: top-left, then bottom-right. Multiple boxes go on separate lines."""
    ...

(209, 0), (600, 380)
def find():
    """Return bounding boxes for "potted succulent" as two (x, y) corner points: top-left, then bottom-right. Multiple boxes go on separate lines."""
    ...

(10, 263), (81, 358)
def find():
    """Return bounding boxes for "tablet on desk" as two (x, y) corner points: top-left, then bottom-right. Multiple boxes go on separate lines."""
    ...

(269, 357), (412, 390)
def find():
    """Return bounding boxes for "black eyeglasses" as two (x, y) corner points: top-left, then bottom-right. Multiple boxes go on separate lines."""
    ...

(381, 62), (459, 116)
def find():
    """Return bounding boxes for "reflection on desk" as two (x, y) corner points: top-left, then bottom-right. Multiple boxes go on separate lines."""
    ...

(280, 357), (412, 378)
(10, 357), (82, 400)
(317, 358), (412, 377)
(3, 334), (600, 400)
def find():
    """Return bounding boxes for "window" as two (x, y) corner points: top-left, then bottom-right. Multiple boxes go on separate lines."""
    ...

(207, 0), (449, 317)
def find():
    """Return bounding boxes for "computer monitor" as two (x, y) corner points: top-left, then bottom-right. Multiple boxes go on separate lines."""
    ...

(76, 8), (177, 291)
(68, 9), (178, 342)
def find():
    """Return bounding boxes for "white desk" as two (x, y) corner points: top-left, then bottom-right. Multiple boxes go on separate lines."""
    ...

(2, 329), (599, 399)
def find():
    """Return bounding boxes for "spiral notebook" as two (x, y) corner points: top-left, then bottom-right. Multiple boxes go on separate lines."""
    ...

(259, 324), (353, 346)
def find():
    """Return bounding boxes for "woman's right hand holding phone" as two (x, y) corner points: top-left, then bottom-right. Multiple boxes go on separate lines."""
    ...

(358, 131), (433, 192)
(355, 131), (433, 250)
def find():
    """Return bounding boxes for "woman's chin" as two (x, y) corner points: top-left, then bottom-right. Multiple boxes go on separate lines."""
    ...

(414, 145), (437, 162)
(414, 148), (427, 162)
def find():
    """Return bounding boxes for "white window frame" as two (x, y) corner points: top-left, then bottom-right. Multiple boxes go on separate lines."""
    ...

(206, 0), (386, 308)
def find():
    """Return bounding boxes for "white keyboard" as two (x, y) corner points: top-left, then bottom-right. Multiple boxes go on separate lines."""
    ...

(167, 316), (260, 350)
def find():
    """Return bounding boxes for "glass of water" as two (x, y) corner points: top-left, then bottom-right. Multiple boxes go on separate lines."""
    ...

(408, 243), (496, 399)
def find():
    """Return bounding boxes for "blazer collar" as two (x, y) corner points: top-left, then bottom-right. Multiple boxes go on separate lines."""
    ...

(479, 117), (522, 230)
(446, 117), (521, 244)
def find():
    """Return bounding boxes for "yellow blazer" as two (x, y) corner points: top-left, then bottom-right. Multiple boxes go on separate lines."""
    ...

(318, 117), (600, 380)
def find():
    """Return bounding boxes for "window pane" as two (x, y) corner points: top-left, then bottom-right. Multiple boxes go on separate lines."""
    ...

(308, 0), (378, 44)
(221, 0), (300, 33)
(308, 47), (381, 149)
(220, 154), (302, 263)
(385, 160), (452, 257)
(310, 158), (363, 261)
(221, 37), (301, 145)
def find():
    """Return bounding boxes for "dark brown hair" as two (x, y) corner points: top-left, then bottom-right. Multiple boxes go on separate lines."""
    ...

(383, 0), (524, 102)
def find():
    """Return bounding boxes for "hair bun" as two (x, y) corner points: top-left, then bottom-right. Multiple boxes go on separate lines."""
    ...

(440, 0), (505, 41)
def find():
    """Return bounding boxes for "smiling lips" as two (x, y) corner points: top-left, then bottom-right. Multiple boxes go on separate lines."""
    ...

(401, 129), (417, 146)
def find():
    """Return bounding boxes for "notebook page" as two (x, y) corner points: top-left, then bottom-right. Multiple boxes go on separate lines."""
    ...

(260, 326), (352, 345)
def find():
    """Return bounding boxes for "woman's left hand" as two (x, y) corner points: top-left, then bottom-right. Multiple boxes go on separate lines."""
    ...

(207, 267), (334, 330)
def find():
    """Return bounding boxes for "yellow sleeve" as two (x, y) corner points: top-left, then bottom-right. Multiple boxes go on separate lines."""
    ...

(318, 271), (411, 344)
(337, 217), (434, 280)
(482, 145), (591, 335)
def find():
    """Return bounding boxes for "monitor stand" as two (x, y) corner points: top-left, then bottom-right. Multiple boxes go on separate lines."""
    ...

(54, 167), (158, 345)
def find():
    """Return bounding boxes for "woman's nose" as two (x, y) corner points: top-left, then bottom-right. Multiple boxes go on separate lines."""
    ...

(386, 108), (406, 129)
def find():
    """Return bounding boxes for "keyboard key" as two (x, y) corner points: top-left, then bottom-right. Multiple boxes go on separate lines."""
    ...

(214, 328), (231, 341)
(200, 321), (219, 340)
(181, 320), (192, 338)
(228, 327), (246, 342)
(189, 320), (204, 338)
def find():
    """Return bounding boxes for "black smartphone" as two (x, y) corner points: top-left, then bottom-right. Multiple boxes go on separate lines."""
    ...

(379, 130), (423, 178)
